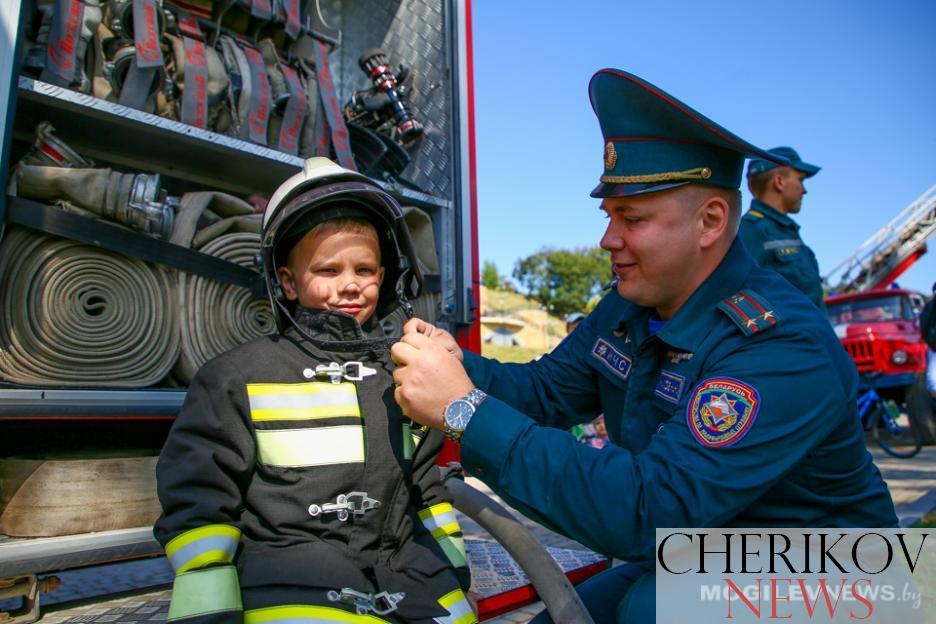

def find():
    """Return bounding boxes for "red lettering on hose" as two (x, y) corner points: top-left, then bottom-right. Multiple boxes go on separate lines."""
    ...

(137, 4), (161, 64)
(47, 0), (82, 72)
(185, 39), (206, 68)
(194, 72), (207, 128)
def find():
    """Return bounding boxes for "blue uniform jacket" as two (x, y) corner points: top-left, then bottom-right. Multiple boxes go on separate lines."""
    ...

(459, 239), (896, 563)
(738, 199), (826, 312)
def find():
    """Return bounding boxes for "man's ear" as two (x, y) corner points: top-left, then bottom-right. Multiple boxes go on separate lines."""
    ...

(698, 195), (730, 249)
(277, 266), (298, 301)
(771, 170), (787, 193)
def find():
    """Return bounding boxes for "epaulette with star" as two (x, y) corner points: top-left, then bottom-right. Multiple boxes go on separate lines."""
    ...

(716, 290), (780, 336)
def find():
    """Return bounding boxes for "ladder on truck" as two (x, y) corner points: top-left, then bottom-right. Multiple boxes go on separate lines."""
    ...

(825, 184), (936, 294)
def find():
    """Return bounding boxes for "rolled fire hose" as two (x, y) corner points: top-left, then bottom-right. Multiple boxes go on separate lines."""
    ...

(446, 477), (596, 624)
(0, 227), (180, 387)
(171, 192), (275, 384)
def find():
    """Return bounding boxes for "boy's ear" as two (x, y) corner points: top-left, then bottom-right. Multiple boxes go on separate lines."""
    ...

(377, 266), (385, 286)
(277, 267), (298, 301)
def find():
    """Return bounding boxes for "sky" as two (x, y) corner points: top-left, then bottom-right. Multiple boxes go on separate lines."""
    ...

(471, 0), (936, 295)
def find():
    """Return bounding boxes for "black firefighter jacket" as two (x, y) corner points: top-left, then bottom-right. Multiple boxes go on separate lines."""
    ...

(154, 307), (473, 624)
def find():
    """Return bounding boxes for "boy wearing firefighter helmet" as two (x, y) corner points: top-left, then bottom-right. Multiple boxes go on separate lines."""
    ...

(154, 158), (474, 624)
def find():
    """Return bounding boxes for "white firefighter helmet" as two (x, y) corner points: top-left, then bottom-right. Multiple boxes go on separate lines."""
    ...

(260, 157), (423, 331)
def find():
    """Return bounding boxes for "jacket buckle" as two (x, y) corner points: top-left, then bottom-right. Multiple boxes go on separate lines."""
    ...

(327, 588), (406, 616)
(308, 491), (381, 521)
(315, 361), (378, 384)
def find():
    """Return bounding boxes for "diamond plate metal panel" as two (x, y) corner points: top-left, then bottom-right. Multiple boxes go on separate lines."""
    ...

(336, 0), (454, 200)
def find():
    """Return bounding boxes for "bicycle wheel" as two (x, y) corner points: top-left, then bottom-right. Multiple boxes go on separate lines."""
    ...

(873, 399), (924, 458)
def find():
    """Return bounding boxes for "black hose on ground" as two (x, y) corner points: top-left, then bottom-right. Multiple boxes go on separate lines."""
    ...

(446, 477), (596, 624)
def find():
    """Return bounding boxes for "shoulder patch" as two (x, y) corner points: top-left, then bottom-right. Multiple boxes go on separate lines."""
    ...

(744, 209), (765, 220)
(686, 377), (760, 448)
(591, 337), (632, 381)
(717, 290), (780, 336)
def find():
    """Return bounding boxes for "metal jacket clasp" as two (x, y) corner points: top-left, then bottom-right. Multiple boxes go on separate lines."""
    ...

(308, 491), (381, 521)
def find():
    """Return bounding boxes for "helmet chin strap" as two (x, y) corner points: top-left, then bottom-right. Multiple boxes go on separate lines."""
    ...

(271, 271), (415, 344)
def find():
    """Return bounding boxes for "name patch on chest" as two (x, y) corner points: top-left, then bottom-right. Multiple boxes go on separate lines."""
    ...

(591, 337), (632, 381)
(654, 370), (686, 404)
(687, 377), (760, 448)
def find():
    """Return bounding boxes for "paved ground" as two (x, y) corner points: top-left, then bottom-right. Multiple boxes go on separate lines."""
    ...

(7, 447), (935, 623)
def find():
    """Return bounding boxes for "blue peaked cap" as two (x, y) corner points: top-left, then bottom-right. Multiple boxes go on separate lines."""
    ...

(589, 69), (789, 198)
(747, 146), (821, 178)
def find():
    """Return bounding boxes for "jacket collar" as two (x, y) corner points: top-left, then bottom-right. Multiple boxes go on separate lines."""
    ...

(620, 237), (755, 353)
(751, 198), (799, 231)
(288, 306), (388, 350)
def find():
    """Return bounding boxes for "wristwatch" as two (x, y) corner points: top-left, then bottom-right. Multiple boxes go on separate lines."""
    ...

(442, 388), (488, 443)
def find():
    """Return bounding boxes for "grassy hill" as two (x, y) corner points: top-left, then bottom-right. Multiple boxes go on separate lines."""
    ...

(479, 286), (568, 363)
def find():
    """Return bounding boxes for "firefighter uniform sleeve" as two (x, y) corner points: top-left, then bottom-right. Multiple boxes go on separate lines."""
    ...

(462, 315), (604, 430)
(409, 425), (471, 591)
(154, 356), (256, 624)
(458, 326), (882, 562)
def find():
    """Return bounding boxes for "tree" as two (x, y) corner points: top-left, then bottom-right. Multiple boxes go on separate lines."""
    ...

(512, 246), (611, 317)
(481, 260), (501, 290)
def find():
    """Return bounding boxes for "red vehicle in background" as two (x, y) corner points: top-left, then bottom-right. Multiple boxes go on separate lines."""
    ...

(826, 288), (935, 440)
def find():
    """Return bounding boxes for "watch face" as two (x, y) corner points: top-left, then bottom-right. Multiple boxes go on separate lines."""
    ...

(445, 400), (474, 430)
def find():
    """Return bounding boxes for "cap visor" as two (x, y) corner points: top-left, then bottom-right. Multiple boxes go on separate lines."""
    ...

(795, 161), (821, 177)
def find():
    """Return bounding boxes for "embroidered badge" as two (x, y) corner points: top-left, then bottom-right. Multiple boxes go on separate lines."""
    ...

(592, 337), (632, 381)
(604, 141), (617, 170)
(655, 370), (686, 404)
(687, 377), (760, 448)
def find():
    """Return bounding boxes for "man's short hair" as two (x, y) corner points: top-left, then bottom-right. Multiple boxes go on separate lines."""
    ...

(748, 167), (784, 197)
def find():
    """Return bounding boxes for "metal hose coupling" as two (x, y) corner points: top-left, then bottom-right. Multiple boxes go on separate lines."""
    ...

(326, 588), (405, 616)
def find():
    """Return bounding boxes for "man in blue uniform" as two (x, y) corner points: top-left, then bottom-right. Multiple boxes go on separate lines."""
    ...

(739, 146), (827, 311)
(391, 69), (897, 623)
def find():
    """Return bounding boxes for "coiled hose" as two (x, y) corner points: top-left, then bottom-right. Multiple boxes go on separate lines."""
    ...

(0, 227), (179, 386)
(170, 192), (275, 384)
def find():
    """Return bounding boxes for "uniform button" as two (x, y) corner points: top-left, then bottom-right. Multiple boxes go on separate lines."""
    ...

(302, 368), (314, 379)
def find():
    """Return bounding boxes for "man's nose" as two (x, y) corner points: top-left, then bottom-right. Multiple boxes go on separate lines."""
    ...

(600, 221), (624, 251)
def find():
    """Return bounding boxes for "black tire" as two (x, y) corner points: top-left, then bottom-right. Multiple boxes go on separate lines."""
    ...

(874, 399), (923, 458)
(907, 374), (936, 444)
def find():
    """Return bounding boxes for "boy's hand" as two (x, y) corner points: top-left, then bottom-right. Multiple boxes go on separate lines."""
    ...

(402, 318), (463, 362)
(391, 332), (473, 428)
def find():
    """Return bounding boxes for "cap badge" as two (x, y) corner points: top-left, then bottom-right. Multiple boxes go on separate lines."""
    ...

(604, 141), (617, 170)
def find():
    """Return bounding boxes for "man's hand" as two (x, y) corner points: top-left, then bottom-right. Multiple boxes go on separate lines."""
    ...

(402, 318), (463, 362)
(391, 331), (473, 429)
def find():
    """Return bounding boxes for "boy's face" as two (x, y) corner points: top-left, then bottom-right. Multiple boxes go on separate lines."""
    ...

(277, 225), (385, 324)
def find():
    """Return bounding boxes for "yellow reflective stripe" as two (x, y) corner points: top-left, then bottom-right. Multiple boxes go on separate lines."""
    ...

(436, 590), (476, 624)
(165, 525), (241, 573)
(245, 605), (392, 624)
(418, 502), (454, 520)
(437, 534), (468, 568)
(430, 522), (462, 539)
(419, 503), (460, 536)
(256, 426), (365, 467)
(748, 210), (765, 218)
(247, 382), (360, 421)
(403, 421), (414, 460)
(168, 565), (242, 621)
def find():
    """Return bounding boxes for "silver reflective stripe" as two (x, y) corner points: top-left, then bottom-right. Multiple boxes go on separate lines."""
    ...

(422, 509), (459, 532)
(256, 426), (365, 467)
(168, 534), (238, 573)
(249, 390), (357, 411)
(763, 238), (803, 250)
